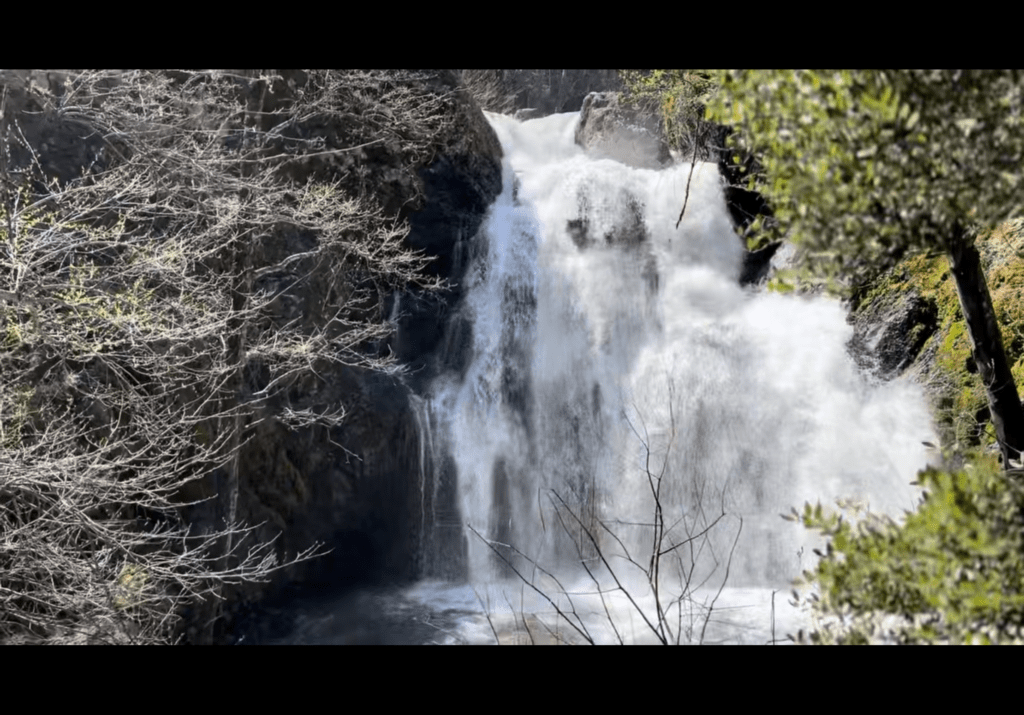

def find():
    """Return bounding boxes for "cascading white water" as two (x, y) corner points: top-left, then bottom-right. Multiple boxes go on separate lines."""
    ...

(420, 110), (936, 643)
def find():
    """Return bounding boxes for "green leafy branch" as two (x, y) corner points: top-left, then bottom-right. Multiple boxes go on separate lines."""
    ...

(789, 452), (1024, 644)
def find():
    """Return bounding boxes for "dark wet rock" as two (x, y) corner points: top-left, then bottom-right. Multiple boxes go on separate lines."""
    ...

(849, 291), (939, 381)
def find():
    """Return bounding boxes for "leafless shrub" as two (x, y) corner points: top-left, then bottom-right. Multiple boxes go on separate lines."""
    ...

(459, 71), (518, 115)
(470, 381), (744, 645)
(0, 70), (451, 643)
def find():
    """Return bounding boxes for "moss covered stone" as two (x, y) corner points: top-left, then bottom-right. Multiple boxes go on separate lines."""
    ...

(851, 220), (1024, 451)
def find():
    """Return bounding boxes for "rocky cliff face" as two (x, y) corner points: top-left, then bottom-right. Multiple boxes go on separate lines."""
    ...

(0, 70), (503, 643)
(203, 71), (505, 639)
(847, 221), (1024, 453)
(461, 69), (624, 117)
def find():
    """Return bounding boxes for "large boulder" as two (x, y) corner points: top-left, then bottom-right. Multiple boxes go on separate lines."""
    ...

(387, 74), (505, 386)
(739, 241), (784, 286)
(574, 91), (672, 170)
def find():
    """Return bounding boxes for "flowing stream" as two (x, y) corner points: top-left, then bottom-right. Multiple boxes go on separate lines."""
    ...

(253, 110), (936, 644)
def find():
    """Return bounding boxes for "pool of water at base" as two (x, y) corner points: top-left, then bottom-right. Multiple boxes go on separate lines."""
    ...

(235, 580), (809, 645)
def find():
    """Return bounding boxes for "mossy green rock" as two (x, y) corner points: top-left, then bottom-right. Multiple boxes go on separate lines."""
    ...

(850, 219), (1024, 451)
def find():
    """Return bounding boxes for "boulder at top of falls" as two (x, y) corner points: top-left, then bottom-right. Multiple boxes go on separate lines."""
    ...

(514, 108), (544, 121)
(575, 92), (672, 170)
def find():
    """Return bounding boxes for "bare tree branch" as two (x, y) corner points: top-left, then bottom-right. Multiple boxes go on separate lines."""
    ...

(1, 69), (451, 644)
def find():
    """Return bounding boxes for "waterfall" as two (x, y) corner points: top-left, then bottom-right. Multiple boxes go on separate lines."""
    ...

(419, 110), (936, 643)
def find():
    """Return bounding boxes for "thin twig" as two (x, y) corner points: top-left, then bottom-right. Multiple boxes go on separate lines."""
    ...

(466, 524), (595, 645)
(550, 495), (624, 645)
(674, 137), (700, 230)
(474, 587), (502, 645)
(700, 515), (743, 645)
(551, 492), (666, 644)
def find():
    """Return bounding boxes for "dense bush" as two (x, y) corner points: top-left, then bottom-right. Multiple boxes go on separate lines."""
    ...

(791, 453), (1024, 644)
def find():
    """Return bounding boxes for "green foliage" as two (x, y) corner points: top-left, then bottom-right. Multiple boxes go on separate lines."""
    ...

(0, 385), (34, 449)
(111, 564), (149, 611)
(626, 70), (1024, 288)
(620, 71), (719, 155)
(792, 453), (1024, 644)
(702, 70), (1024, 290)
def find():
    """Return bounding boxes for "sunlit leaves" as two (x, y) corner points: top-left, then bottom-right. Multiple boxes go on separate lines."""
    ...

(797, 454), (1024, 643)
(698, 70), (1024, 290)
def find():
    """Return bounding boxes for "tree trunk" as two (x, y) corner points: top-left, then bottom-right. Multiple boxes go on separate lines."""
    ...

(946, 223), (1024, 466)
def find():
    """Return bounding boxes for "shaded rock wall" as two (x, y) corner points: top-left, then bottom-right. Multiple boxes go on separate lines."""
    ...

(208, 71), (504, 630)
(461, 69), (623, 116)
(393, 148), (502, 387)
(1, 70), (504, 643)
